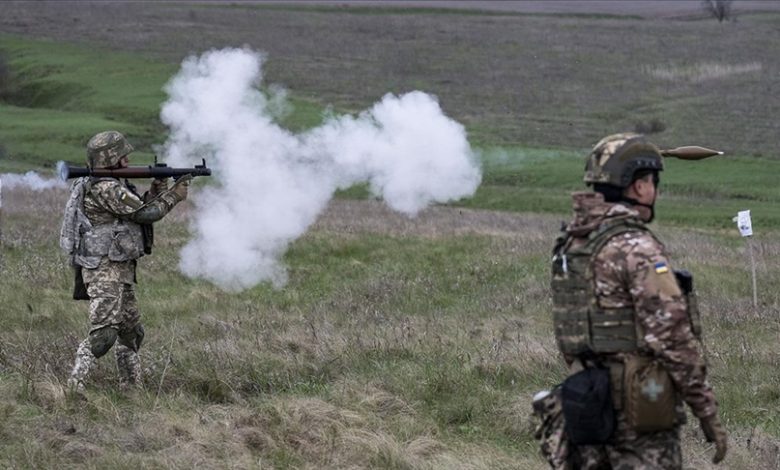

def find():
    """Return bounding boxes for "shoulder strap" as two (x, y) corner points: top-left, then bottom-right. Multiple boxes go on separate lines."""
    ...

(584, 217), (650, 257)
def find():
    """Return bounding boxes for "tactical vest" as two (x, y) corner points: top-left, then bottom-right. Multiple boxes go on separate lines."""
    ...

(64, 178), (145, 269)
(551, 218), (651, 356)
(77, 221), (144, 268)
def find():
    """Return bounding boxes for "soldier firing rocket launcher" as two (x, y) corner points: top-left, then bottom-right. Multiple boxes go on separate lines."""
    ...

(58, 157), (212, 181)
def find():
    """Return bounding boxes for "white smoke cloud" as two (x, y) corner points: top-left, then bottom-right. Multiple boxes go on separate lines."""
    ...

(0, 171), (66, 191)
(160, 47), (481, 291)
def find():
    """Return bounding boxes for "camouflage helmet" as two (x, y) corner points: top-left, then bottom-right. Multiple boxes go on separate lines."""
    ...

(583, 133), (663, 188)
(86, 131), (134, 168)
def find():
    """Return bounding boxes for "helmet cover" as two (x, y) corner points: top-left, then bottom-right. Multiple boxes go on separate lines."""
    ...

(87, 131), (134, 168)
(583, 133), (663, 187)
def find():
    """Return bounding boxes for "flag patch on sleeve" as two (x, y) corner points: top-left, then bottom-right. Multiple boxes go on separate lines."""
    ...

(654, 262), (669, 274)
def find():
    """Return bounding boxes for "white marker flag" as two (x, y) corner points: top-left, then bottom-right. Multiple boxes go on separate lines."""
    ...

(733, 210), (753, 237)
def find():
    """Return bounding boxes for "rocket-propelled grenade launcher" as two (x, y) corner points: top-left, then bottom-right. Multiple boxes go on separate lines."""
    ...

(59, 157), (212, 181)
(660, 146), (723, 160)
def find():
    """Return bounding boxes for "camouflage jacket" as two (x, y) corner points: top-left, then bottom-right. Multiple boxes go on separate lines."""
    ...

(80, 177), (182, 284)
(561, 191), (718, 419)
(83, 177), (181, 226)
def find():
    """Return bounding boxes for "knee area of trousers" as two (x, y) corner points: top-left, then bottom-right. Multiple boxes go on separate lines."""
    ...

(118, 324), (145, 352)
(89, 327), (118, 358)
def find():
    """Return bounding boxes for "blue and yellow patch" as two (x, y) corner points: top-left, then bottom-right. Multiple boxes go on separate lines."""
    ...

(654, 262), (669, 274)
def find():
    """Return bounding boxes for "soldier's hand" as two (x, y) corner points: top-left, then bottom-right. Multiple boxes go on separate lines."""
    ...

(699, 414), (728, 464)
(149, 177), (169, 197)
(171, 174), (192, 201)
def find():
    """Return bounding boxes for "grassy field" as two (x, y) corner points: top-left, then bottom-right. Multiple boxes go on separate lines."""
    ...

(3, 2), (780, 156)
(0, 36), (324, 172)
(1, 36), (778, 230)
(1, 184), (779, 469)
(1, 3), (780, 469)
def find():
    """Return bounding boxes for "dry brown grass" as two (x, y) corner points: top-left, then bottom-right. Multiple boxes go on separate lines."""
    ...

(1, 184), (779, 468)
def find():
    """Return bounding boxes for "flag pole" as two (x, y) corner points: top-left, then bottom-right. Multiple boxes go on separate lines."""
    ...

(747, 237), (758, 308)
(734, 210), (758, 309)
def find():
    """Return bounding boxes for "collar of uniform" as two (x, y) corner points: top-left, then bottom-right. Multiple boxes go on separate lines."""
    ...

(567, 191), (641, 237)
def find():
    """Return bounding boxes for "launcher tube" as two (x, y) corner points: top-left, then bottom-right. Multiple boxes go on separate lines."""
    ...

(59, 159), (211, 180)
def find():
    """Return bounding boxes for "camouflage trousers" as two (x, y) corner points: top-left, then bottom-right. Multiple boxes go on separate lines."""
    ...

(534, 388), (682, 470)
(68, 281), (142, 391)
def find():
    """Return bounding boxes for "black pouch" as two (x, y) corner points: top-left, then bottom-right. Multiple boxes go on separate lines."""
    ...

(561, 367), (615, 445)
(73, 266), (90, 300)
(141, 223), (154, 255)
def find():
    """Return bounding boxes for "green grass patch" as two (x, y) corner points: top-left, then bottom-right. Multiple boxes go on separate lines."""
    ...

(0, 35), (328, 172)
(2, 35), (777, 231)
(0, 36), (174, 169)
(459, 146), (780, 229)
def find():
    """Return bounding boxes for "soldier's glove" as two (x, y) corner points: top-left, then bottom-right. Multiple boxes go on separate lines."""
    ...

(170, 174), (192, 202)
(149, 177), (169, 197)
(699, 414), (728, 464)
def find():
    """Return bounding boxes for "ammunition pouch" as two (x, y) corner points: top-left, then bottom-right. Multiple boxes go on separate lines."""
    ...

(561, 367), (615, 445)
(623, 357), (676, 432)
(77, 222), (145, 264)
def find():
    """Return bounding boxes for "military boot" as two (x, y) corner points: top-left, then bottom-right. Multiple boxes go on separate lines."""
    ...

(115, 343), (142, 391)
(67, 339), (95, 396)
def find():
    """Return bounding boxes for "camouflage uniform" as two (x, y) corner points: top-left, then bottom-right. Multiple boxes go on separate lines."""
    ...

(536, 134), (726, 469)
(66, 131), (186, 392)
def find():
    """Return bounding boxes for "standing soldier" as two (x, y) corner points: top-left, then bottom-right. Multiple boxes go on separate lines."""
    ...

(535, 133), (728, 468)
(61, 131), (190, 394)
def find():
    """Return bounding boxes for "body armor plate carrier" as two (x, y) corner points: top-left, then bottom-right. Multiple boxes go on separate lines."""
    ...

(551, 218), (651, 356)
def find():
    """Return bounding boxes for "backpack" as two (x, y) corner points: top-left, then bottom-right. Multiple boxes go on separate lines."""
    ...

(59, 177), (92, 265)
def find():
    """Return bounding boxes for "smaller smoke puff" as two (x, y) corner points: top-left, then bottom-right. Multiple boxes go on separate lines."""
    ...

(0, 172), (66, 191)
(304, 91), (480, 215)
(160, 48), (481, 291)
